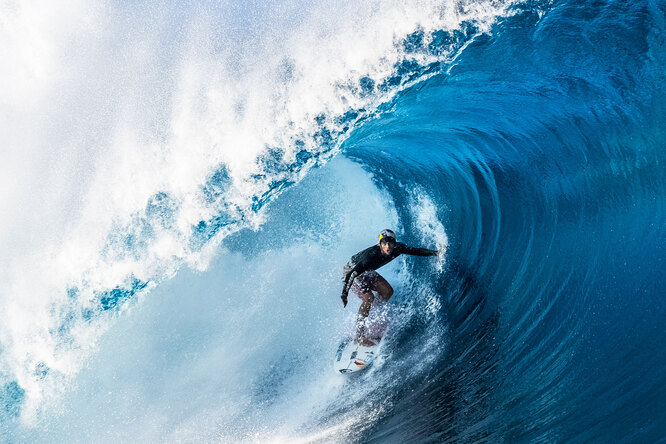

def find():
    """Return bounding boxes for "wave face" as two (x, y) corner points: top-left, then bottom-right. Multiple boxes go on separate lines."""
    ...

(2, 0), (665, 442)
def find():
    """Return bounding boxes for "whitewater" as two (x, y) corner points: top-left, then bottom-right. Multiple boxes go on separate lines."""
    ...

(1, 0), (665, 442)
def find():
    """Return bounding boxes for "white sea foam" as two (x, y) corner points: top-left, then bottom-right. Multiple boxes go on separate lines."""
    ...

(0, 0), (515, 426)
(16, 157), (401, 442)
(410, 187), (450, 271)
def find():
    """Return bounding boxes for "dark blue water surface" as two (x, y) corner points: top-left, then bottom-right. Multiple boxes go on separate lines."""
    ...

(343, 0), (666, 441)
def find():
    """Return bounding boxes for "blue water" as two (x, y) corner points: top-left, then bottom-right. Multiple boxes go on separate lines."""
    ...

(1, 0), (665, 442)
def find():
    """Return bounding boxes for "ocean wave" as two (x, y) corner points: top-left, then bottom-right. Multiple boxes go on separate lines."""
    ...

(2, 0), (665, 441)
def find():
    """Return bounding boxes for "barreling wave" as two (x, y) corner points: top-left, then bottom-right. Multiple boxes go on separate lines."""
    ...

(2, 0), (665, 442)
(0, 0), (518, 428)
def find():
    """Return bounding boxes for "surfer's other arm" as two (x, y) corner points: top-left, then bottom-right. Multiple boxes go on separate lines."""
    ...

(341, 265), (361, 307)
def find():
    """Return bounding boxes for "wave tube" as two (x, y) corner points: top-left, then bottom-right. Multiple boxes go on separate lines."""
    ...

(0, 0), (513, 438)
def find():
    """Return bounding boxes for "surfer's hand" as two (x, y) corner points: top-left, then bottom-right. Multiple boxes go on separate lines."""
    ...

(341, 293), (347, 307)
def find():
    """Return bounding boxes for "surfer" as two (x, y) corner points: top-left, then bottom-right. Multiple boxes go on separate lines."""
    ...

(341, 229), (439, 344)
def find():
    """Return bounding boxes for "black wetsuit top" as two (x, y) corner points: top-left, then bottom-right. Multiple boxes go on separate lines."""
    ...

(341, 242), (437, 298)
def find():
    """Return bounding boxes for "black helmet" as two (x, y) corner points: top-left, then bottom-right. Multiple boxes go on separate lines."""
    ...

(378, 229), (396, 244)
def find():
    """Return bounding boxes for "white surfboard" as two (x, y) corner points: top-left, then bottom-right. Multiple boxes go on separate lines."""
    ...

(333, 339), (380, 373)
(335, 304), (390, 373)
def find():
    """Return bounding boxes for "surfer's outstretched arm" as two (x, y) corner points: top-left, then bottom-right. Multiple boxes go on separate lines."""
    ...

(396, 243), (438, 257)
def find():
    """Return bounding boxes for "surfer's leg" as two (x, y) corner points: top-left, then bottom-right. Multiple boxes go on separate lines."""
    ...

(356, 273), (391, 319)
(358, 291), (374, 318)
(355, 291), (375, 345)
(372, 274), (394, 302)
(353, 272), (376, 319)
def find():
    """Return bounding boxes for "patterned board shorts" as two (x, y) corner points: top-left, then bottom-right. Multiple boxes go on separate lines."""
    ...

(348, 270), (381, 297)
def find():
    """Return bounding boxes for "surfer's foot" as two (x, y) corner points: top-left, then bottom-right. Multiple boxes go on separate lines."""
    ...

(354, 333), (376, 347)
(358, 337), (376, 346)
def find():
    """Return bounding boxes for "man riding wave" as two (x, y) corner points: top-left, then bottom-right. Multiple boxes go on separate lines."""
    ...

(341, 229), (439, 345)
